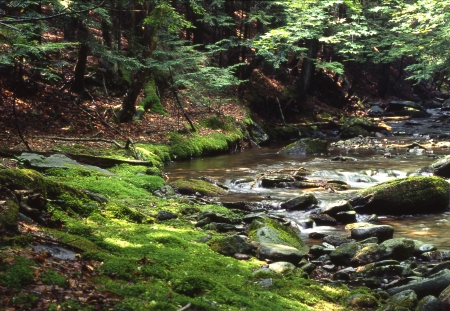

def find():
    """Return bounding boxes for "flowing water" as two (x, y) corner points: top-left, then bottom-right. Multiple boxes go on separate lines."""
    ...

(164, 114), (450, 249)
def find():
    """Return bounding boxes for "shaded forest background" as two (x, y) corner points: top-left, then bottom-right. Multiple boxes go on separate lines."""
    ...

(1, 0), (449, 150)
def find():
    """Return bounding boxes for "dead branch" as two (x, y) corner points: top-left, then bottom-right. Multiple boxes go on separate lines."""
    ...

(34, 136), (125, 149)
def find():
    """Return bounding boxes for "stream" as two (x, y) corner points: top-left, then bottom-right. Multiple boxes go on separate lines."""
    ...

(164, 110), (450, 250)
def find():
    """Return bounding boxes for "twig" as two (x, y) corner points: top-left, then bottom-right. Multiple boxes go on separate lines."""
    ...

(124, 138), (140, 160)
(177, 303), (192, 311)
(276, 97), (286, 125)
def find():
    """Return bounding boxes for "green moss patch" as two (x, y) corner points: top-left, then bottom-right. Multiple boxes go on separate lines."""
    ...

(170, 178), (226, 197)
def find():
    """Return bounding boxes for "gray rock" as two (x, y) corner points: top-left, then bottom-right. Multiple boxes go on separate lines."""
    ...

(414, 243), (437, 256)
(280, 193), (318, 210)
(330, 242), (364, 266)
(351, 244), (388, 266)
(209, 234), (253, 256)
(261, 175), (295, 188)
(278, 138), (328, 155)
(334, 211), (357, 224)
(320, 200), (352, 216)
(198, 210), (236, 224)
(256, 243), (307, 264)
(309, 245), (334, 256)
(156, 210), (178, 221)
(421, 250), (450, 262)
(258, 278), (273, 289)
(416, 295), (440, 311)
(346, 293), (379, 309)
(334, 267), (356, 281)
(351, 225), (394, 242)
(300, 262), (316, 274)
(269, 261), (296, 274)
(349, 176), (450, 215)
(381, 238), (415, 261)
(438, 284), (450, 310)
(426, 262), (450, 277)
(323, 235), (352, 247)
(207, 222), (241, 232)
(309, 213), (337, 226)
(387, 269), (450, 299)
(382, 289), (418, 311)
(153, 185), (175, 197)
(426, 155), (450, 178)
(233, 253), (250, 260)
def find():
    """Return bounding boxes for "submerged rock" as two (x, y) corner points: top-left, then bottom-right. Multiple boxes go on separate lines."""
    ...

(349, 176), (450, 215)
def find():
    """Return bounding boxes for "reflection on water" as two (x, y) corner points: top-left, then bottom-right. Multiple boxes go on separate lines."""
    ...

(164, 139), (450, 249)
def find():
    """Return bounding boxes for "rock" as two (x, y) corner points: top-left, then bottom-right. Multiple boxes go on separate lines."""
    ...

(248, 217), (309, 256)
(207, 222), (241, 232)
(351, 225), (394, 242)
(351, 244), (388, 266)
(234, 253), (250, 260)
(416, 295), (440, 311)
(426, 262), (450, 277)
(382, 289), (418, 311)
(170, 178), (227, 197)
(280, 193), (318, 210)
(0, 199), (19, 231)
(246, 121), (269, 145)
(381, 238), (415, 261)
(310, 245), (334, 256)
(18, 153), (114, 175)
(256, 243), (306, 264)
(387, 269), (450, 299)
(309, 213), (337, 226)
(349, 176), (450, 215)
(438, 284), (450, 310)
(258, 278), (273, 289)
(221, 201), (268, 212)
(309, 232), (327, 239)
(208, 234), (253, 256)
(354, 260), (409, 279)
(426, 155), (450, 178)
(198, 211), (237, 224)
(420, 250), (450, 262)
(414, 243), (437, 256)
(346, 293), (379, 309)
(261, 175), (295, 188)
(268, 262), (296, 274)
(156, 210), (178, 221)
(323, 235), (352, 247)
(330, 242), (364, 266)
(334, 267), (356, 281)
(153, 185), (175, 197)
(278, 138), (327, 155)
(334, 211), (357, 224)
(320, 200), (352, 216)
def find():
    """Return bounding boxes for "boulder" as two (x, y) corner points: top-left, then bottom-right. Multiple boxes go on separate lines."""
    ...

(334, 211), (357, 224)
(346, 294), (379, 309)
(426, 155), (450, 178)
(0, 199), (19, 231)
(278, 138), (327, 155)
(156, 210), (178, 221)
(208, 234), (253, 256)
(351, 225), (394, 242)
(381, 238), (415, 261)
(387, 269), (450, 299)
(351, 244), (388, 266)
(438, 284), (450, 310)
(170, 178), (227, 197)
(320, 200), (352, 216)
(256, 243), (306, 264)
(309, 213), (337, 226)
(330, 242), (364, 266)
(416, 295), (440, 311)
(268, 262), (296, 274)
(280, 193), (318, 210)
(261, 175), (295, 188)
(248, 217), (309, 256)
(420, 250), (450, 262)
(382, 289), (418, 311)
(349, 176), (450, 215)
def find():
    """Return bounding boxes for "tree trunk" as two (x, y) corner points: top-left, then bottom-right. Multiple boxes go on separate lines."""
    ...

(118, 68), (151, 122)
(297, 38), (319, 106)
(378, 62), (391, 98)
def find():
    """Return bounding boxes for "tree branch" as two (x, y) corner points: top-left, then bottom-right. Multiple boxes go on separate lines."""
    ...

(0, 0), (106, 24)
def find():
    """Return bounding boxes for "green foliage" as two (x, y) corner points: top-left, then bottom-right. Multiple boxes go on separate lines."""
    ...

(0, 256), (34, 289)
(42, 270), (68, 288)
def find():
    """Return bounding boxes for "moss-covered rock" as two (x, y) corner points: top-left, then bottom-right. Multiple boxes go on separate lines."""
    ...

(170, 178), (226, 197)
(0, 199), (19, 231)
(278, 138), (327, 155)
(349, 176), (450, 215)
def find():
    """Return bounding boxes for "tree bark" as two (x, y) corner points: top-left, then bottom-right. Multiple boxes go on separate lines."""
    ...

(297, 38), (319, 106)
(378, 62), (391, 98)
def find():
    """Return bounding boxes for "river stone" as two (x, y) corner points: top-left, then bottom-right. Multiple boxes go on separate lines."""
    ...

(310, 245), (334, 256)
(426, 261), (450, 277)
(330, 242), (364, 266)
(426, 155), (450, 178)
(414, 244), (437, 256)
(323, 235), (352, 247)
(256, 243), (306, 263)
(349, 176), (450, 215)
(268, 261), (296, 274)
(278, 138), (327, 155)
(438, 284), (450, 310)
(198, 211), (236, 224)
(261, 175), (294, 188)
(416, 295), (440, 311)
(309, 213), (337, 226)
(280, 193), (318, 210)
(170, 178), (227, 197)
(351, 225), (394, 242)
(320, 200), (352, 216)
(351, 244), (388, 266)
(421, 250), (450, 262)
(248, 217), (305, 245)
(346, 293), (379, 309)
(334, 211), (357, 224)
(208, 234), (253, 256)
(381, 238), (415, 261)
(387, 269), (450, 299)
(382, 289), (418, 311)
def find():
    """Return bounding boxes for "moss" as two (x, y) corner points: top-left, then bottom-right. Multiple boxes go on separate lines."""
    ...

(0, 256), (35, 289)
(0, 199), (19, 231)
(42, 270), (68, 288)
(0, 168), (47, 196)
(170, 178), (226, 197)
